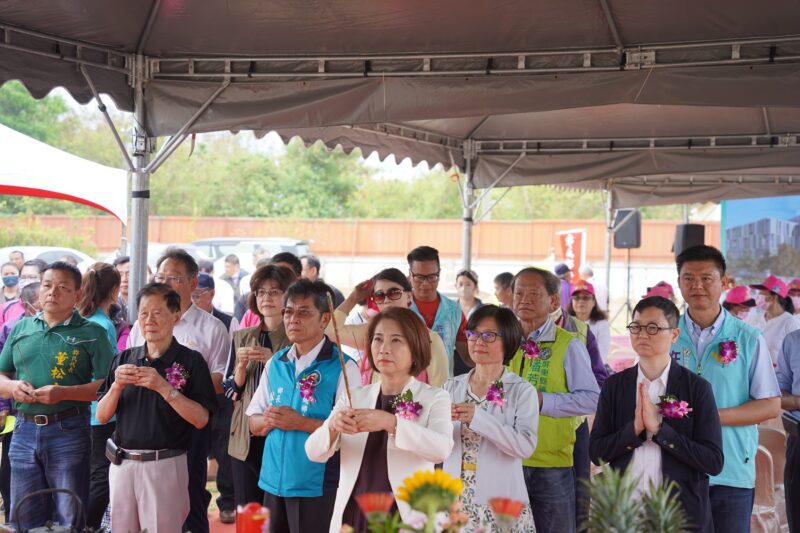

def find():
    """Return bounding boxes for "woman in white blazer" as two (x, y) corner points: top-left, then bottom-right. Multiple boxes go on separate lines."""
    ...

(306, 307), (454, 533)
(444, 305), (538, 531)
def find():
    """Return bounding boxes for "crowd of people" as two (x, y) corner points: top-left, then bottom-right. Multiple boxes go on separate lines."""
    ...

(0, 243), (798, 532)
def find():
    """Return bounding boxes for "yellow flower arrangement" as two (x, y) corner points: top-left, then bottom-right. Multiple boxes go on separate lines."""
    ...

(395, 469), (463, 532)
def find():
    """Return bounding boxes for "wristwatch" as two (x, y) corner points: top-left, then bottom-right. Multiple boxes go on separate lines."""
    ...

(166, 389), (180, 402)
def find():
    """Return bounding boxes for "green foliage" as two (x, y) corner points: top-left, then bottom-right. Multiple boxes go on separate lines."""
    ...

(0, 218), (97, 256)
(0, 81), (68, 143)
(583, 466), (689, 533)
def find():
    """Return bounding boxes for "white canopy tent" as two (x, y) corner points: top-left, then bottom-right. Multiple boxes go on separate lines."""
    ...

(2, 0), (800, 314)
(0, 123), (128, 222)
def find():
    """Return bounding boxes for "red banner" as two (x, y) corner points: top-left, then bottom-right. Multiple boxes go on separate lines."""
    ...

(556, 229), (586, 279)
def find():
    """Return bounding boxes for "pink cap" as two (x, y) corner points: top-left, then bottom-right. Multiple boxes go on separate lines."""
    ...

(725, 285), (756, 307)
(789, 278), (800, 292)
(570, 281), (595, 297)
(644, 281), (674, 299)
(750, 275), (789, 298)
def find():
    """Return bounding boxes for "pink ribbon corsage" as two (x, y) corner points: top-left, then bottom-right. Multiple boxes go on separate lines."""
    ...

(718, 340), (738, 365)
(299, 373), (319, 404)
(165, 363), (189, 390)
(486, 380), (506, 409)
(522, 340), (541, 359)
(391, 390), (423, 421)
(658, 394), (692, 419)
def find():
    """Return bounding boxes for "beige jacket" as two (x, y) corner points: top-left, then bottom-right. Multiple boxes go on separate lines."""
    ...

(325, 310), (450, 386)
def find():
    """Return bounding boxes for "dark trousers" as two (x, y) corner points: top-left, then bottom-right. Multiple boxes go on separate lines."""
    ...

(182, 424), (211, 533)
(709, 485), (754, 533)
(0, 431), (11, 523)
(209, 394), (235, 512)
(88, 422), (116, 528)
(524, 465), (576, 533)
(263, 489), (336, 533)
(786, 435), (800, 532)
(231, 436), (265, 506)
(573, 419), (590, 532)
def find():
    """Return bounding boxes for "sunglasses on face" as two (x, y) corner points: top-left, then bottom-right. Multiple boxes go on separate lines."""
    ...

(372, 287), (405, 304)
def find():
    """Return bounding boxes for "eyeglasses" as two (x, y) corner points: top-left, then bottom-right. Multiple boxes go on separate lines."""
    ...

(256, 288), (284, 300)
(626, 323), (672, 336)
(465, 330), (500, 343)
(372, 287), (405, 304)
(281, 307), (318, 320)
(411, 272), (440, 284)
(571, 295), (594, 302)
(154, 275), (188, 285)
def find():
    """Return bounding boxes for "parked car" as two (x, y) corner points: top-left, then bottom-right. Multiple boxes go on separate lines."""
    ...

(0, 246), (95, 273)
(191, 237), (311, 274)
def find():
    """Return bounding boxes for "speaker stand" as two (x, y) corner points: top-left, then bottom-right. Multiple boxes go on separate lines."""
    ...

(611, 248), (634, 327)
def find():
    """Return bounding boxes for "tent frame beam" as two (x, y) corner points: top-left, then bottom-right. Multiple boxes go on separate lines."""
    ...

(80, 65), (136, 172)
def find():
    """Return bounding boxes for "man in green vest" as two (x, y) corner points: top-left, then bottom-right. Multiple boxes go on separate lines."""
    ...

(508, 267), (599, 533)
(672, 245), (780, 533)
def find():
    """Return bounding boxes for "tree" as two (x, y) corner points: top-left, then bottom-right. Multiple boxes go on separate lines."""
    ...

(0, 81), (68, 143)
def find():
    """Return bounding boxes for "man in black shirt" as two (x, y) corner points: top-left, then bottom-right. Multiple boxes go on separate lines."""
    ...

(97, 283), (217, 533)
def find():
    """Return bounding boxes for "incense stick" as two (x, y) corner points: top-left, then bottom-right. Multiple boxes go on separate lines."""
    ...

(326, 293), (353, 408)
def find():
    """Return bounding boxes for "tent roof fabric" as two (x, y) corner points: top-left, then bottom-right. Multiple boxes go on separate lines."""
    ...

(0, 124), (128, 222)
(2, 1), (800, 205)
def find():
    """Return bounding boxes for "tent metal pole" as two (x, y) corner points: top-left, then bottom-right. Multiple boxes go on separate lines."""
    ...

(128, 54), (152, 321)
(461, 150), (474, 271)
(79, 65), (135, 172)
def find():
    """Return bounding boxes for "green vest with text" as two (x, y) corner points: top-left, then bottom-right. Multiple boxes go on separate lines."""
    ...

(508, 326), (577, 468)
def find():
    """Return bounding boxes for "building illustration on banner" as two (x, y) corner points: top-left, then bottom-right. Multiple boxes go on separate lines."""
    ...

(723, 195), (800, 281)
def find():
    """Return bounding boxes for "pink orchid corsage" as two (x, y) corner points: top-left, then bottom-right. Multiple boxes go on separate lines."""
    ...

(658, 394), (692, 419)
(165, 362), (189, 390)
(522, 340), (541, 359)
(298, 373), (319, 403)
(391, 390), (423, 421)
(718, 340), (738, 366)
(486, 380), (506, 409)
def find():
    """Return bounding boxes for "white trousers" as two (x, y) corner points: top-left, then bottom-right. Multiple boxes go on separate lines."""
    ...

(109, 453), (190, 533)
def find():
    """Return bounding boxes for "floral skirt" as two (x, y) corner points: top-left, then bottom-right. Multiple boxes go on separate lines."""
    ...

(460, 469), (535, 532)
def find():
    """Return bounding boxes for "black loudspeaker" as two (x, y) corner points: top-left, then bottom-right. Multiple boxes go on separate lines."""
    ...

(674, 224), (705, 257)
(613, 209), (641, 249)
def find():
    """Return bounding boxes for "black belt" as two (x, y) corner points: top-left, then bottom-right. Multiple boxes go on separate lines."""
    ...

(19, 406), (87, 427)
(119, 448), (185, 463)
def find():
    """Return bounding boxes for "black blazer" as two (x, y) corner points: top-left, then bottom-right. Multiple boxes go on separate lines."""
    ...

(589, 362), (724, 533)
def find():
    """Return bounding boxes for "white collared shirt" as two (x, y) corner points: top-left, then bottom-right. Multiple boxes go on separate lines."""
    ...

(245, 336), (361, 416)
(630, 360), (670, 496)
(127, 303), (230, 375)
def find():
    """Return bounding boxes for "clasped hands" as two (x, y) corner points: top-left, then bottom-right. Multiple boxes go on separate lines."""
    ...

(451, 402), (476, 424)
(236, 346), (272, 369)
(330, 407), (396, 435)
(112, 364), (171, 396)
(634, 382), (661, 437)
(11, 381), (71, 405)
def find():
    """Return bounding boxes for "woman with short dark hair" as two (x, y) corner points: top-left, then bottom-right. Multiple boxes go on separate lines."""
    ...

(589, 296), (723, 532)
(306, 307), (454, 532)
(443, 304), (538, 531)
(223, 264), (295, 506)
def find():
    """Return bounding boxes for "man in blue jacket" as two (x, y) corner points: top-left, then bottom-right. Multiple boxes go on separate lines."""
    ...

(672, 245), (780, 533)
(246, 279), (359, 533)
